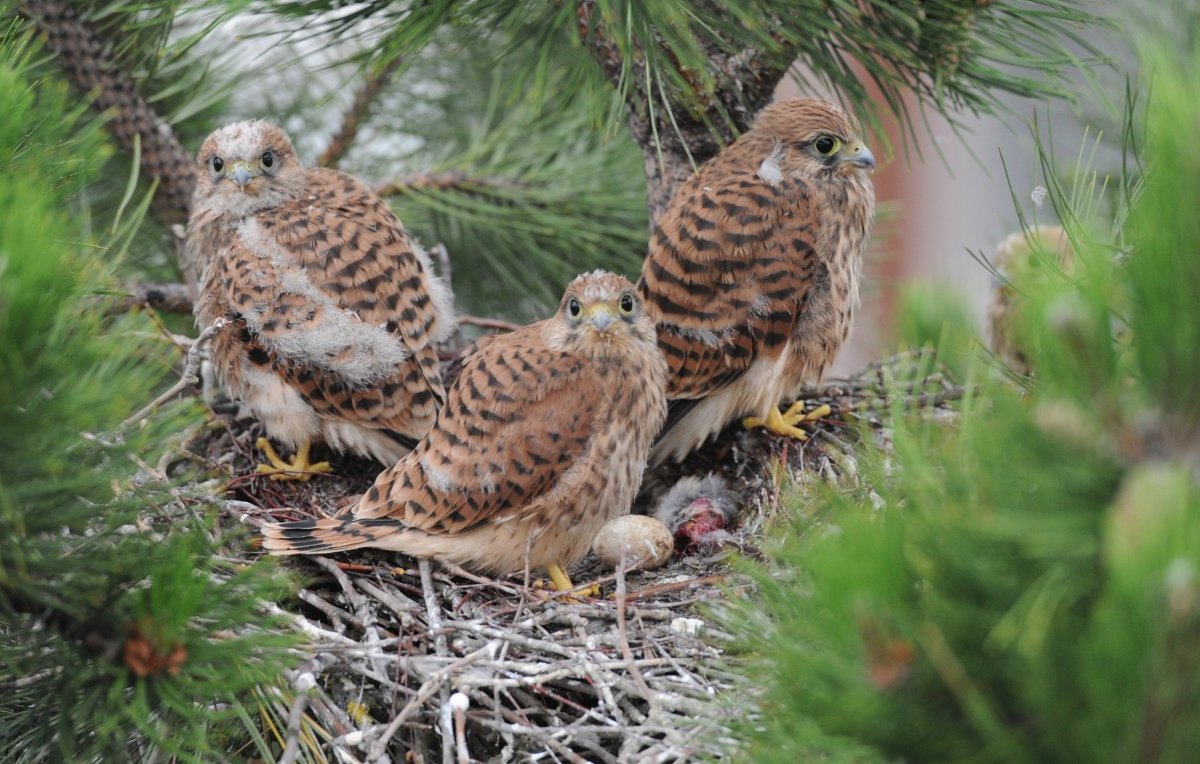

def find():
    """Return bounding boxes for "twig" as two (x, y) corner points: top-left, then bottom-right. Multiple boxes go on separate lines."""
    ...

(318, 56), (404, 168)
(356, 580), (419, 630)
(440, 562), (525, 597)
(122, 317), (228, 427)
(418, 560), (448, 656)
(421, 559), (454, 764)
(615, 559), (656, 704)
(456, 315), (523, 333)
(624, 575), (727, 603)
(298, 589), (363, 630)
(278, 673), (315, 764)
(366, 641), (496, 761)
(373, 171), (522, 198)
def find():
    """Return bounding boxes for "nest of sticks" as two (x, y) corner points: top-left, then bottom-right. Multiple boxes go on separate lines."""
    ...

(176, 348), (961, 763)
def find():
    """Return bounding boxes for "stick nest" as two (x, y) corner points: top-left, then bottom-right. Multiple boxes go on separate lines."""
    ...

(178, 349), (960, 762)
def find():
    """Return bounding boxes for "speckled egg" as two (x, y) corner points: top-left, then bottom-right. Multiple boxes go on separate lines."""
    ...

(592, 515), (674, 571)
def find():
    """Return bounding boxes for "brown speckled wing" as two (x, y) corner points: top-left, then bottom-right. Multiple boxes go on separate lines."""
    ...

(637, 169), (818, 399)
(218, 168), (446, 435)
(264, 169), (447, 344)
(351, 321), (596, 534)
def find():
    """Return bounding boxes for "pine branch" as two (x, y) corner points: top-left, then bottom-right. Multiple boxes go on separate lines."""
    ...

(577, 0), (787, 224)
(374, 170), (527, 197)
(318, 55), (405, 168)
(18, 0), (199, 286)
(117, 282), (194, 314)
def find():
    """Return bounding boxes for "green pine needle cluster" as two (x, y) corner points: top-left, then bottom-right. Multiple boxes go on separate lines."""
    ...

(256, 0), (1106, 144)
(732, 29), (1200, 764)
(380, 74), (649, 314)
(35, 1), (1109, 320)
(0, 28), (295, 762)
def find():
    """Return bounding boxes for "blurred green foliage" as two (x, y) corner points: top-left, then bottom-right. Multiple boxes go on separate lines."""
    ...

(0, 26), (295, 762)
(732, 23), (1200, 763)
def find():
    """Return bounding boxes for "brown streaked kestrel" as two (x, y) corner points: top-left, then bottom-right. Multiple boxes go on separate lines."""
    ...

(261, 271), (668, 591)
(638, 98), (876, 463)
(187, 120), (454, 480)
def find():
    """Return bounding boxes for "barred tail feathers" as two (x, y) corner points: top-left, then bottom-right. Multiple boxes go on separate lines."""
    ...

(260, 516), (406, 555)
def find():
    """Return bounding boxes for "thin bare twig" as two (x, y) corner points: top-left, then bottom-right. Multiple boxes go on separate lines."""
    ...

(624, 575), (727, 602)
(422, 559), (454, 764)
(615, 559), (655, 704)
(278, 677), (314, 764)
(372, 171), (522, 198)
(122, 317), (229, 427)
(457, 315), (523, 333)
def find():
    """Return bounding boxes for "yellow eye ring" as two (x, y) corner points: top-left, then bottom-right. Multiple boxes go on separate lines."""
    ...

(813, 135), (841, 156)
(567, 297), (582, 319)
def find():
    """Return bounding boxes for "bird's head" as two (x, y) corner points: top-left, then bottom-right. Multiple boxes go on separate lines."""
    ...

(749, 98), (875, 181)
(549, 271), (657, 358)
(193, 120), (305, 216)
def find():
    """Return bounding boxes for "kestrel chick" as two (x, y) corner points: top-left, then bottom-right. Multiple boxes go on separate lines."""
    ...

(987, 225), (1074, 375)
(187, 120), (454, 480)
(262, 271), (668, 591)
(638, 98), (876, 463)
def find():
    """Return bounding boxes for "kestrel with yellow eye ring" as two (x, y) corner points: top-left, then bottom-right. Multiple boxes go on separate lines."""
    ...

(638, 98), (877, 463)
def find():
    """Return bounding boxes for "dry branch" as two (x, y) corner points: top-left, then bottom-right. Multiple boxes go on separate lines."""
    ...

(122, 317), (228, 427)
(195, 350), (961, 761)
(373, 171), (524, 198)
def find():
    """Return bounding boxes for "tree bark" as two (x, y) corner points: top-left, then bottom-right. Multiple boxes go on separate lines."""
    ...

(576, 1), (790, 227)
(20, 0), (199, 287)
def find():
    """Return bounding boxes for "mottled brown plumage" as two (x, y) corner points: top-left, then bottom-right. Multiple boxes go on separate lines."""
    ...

(638, 98), (876, 463)
(187, 120), (454, 478)
(261, 272), (669, 585)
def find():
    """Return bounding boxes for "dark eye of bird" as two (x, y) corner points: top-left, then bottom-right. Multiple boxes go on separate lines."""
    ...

(211, 156), (224, 173)
(567, 298), (582, 319)
(619, 293), (635, 314)
(814, 135), (837, 155)
(261, 150), (274, 169)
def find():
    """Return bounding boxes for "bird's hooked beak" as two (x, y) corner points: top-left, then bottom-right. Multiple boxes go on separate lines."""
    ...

(229, 161), (254, 188)
(588, 303), (616, 333)
(842, 141), (876, 171)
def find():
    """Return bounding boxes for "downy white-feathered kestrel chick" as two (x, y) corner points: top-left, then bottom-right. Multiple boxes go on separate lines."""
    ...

(187, 120), (454, 480)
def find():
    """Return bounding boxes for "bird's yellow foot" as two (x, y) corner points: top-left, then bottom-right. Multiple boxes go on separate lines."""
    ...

(254, 437), (332, 482)
(743, 402), (832, 440)
(544, 562), (600, 601)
